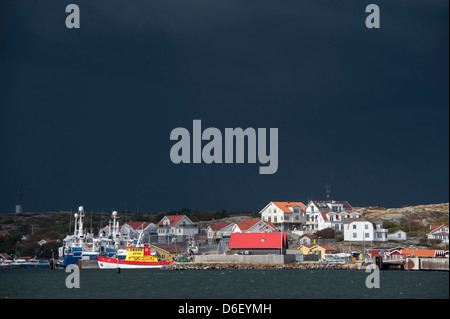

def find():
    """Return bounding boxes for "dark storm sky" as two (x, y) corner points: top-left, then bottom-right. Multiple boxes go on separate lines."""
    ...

(0, 0), (448, 213)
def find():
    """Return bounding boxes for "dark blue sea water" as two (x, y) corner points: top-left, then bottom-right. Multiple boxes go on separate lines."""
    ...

(0, 268), (448, 299)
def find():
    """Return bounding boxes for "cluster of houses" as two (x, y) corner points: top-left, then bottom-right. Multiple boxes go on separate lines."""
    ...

(3, 200), (447, 261)
(368, 246), (449, 259)
(93, 200), (448, 259)
(258, 200), (393, 241)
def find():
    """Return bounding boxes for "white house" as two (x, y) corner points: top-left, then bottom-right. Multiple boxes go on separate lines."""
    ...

(156, 215), (198, 243)
(231, 219), (276, 233)
(37, 239), (60, 246)
(427, 224), (449, 243)
(298, 234), (318, 246)
(305, 200), (361, 231)
(120, 222), (157, 243)
(259, 201), (306, 231)
(387, 230), (407, 241)
(343, 218), (388, 242)
(207, 222), (235, 239)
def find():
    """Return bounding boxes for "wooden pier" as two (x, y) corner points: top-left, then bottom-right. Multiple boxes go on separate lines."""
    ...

(375, 255), (449, 271)
(375, 255), (404, 270)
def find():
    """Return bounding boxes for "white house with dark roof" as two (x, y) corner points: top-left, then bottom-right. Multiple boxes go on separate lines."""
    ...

(121, 222), (157, 242)
(99, 221), (157, 242)
(343, 217), (388, 242)
(305, 200), (361, 231)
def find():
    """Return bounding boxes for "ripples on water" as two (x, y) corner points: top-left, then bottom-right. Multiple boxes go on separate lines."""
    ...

(0, 268), (448, 299)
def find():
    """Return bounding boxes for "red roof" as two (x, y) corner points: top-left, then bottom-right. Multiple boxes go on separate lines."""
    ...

(430, 224), (449, 230)
(156, 215), (186, 227)
(209, 222), (232, 231)
(315, 245), (337, 251)
(400, 249), (437, 257)
(0, 253), (12, 259)
(125, 222), (152, 230)
(235, 219), (275, 231)
(272, 201), (306, 213)
(236, 219), (260, 231)
(229, 232), (287, 249)
(264, 221), (276, 230)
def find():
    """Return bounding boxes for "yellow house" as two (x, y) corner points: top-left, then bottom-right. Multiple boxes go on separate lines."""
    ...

(298, 245), (315, 255)
(298, 245), (338, 259)
(309, 245), (338, 259)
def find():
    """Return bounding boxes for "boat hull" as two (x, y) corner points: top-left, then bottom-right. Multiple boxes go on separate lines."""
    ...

(97, 256), (173, 269)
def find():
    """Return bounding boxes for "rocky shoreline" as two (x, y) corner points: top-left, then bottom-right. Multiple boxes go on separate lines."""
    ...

(162, 262), (369, 271)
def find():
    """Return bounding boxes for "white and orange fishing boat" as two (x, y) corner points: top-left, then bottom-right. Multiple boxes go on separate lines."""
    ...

(97, 233), (173, 269)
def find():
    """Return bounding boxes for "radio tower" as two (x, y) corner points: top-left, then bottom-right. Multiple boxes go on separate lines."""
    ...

(326, 183), (331, 200)
(16, 188), (23, 214)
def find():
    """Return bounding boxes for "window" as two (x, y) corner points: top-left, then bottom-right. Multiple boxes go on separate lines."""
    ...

(353, 225), (357, 229)
(353, 233), (357, 238)
(274, 217), (277, 222)
(398, 233), (401, 238)
(365, 225), (369, 229)
(365, 233), (369, 238)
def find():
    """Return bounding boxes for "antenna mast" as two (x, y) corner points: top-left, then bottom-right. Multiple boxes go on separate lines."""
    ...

(326, 183), (331, 200)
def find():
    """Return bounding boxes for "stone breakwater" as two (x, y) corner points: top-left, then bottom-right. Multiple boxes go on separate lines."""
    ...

(162, 262), (368, 271)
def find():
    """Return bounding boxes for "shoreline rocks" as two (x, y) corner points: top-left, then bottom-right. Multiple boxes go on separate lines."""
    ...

(162, 262), (368, 271)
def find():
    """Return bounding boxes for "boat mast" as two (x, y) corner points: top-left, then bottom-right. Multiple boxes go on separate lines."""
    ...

(74, 213), (78, 238)
(111, 211), (120, 249)
(78, 206), (85, 238)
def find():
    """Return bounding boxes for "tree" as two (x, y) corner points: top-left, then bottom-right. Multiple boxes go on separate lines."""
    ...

(315, 228), (336, 239)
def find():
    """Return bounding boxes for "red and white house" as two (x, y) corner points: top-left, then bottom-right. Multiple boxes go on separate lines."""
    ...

(37, 239), (60, 246)
(207, 222), (235, 239)
(305, 200), (361, 231)
(231, 219), (276, 233)
(259, 201), (306, 230)
(0, 252), (12, 262)
(427, 224), (449, 243)
(156, 215), (198, 242)
(368, 247), (405, 258)
(228, 232), (288, 255)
